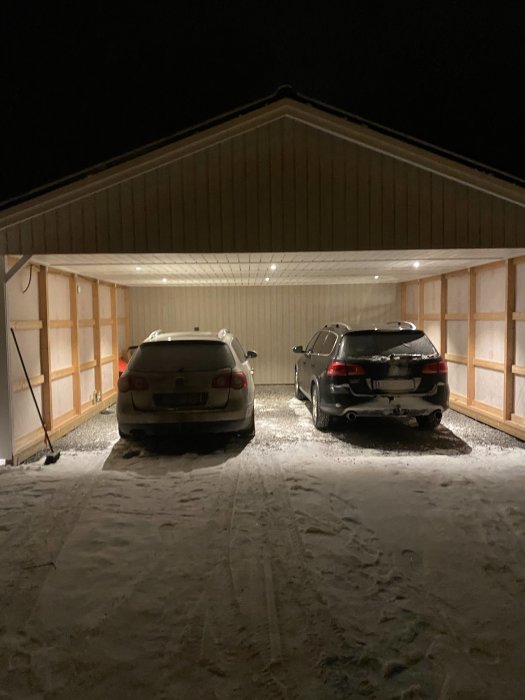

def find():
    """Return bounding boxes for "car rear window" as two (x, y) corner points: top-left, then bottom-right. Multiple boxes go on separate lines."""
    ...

(340, 331), (438, 358)
(129, 341), (235, 372)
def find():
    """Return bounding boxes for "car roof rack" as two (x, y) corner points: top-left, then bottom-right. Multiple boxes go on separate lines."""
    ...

(324, 322), (351, 331)
(385, 320), (417, 330)
(145, 329), (163, 340)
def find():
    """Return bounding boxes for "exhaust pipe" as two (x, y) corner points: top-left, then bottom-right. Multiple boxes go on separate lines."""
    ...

(433, 410), (442, 421)
(346, 412), (357, 423)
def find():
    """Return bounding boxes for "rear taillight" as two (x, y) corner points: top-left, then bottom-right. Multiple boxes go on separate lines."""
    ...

(117, 374), (149, 392)
(422, 360), (448, 374)
(211, 371), (248, 390)
(327, 362), (366, 377)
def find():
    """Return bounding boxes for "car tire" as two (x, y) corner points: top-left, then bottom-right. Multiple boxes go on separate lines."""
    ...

(312, 384), (331, 430)
(416, 413), (442, 430)
(294, 368), (306, 400)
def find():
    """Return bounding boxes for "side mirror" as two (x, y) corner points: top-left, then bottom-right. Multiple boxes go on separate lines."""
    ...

(292, 345), (305, 354)
(246, 350), (257, 359)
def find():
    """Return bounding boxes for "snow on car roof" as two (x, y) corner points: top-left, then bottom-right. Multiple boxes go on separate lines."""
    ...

(142, 331), (223, 344)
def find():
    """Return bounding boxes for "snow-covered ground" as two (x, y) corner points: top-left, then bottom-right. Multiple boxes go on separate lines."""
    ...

(1, 387), (524, 699)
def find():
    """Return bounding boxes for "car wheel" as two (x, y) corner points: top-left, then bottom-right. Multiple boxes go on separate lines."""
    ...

(416, 412), (442, 430)
(312, 384), (331, 430)
(294, 368), (306, 400)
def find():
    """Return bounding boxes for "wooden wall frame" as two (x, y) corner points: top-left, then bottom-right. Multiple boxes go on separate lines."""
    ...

(401, 255), (525, 442)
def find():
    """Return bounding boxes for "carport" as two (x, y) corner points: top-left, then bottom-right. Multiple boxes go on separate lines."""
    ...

(1, 95), (524, 463)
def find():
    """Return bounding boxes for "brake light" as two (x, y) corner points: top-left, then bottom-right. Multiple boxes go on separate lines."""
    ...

(212, 371), (248, 390)
(117, 374), (149, 392)
(327, 362), (366, 377)
(422, 360), (448, 374)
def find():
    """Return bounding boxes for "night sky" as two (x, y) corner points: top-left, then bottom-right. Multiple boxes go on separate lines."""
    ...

(3, 3), (525, 204)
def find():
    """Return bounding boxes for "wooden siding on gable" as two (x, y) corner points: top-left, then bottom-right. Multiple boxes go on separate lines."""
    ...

(2, 103), (525, 255)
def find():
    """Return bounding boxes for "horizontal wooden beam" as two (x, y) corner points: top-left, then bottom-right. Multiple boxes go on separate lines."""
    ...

(11, 374), (45, 393)
(79, 319), (95, 327)
(445, 353), (467, 365)
(49, 320), (73, 329)
(422, 313), (440, 321)
(101, 354), (115, 365)
(445, 313), (468, 321)
(512, 364), (525, 377)
(473, 358), (504, 371)
(80, 359), (97, 371)
(473, 312), (505, 321)
(512, 312), (525, 321)
(50, 366), (74, 380)
(11, 319), (43, 330)
(471, 399), (504, 418)
(450, 400), (525, 442)
(100, 318), (113, 326)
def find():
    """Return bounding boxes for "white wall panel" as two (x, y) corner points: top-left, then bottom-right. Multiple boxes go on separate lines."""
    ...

(118, 324), (127, 356)
(475, 321), (505, 362)
(48, 274), (70, 320)
(77, 279), (93, 319)
(13, 387), (42, 441)
(423, 279), (440, 314)
(405, 283), (418, 316)
(80, 368), (96, 405)
(79, 327), (95, 363)
(9, 329), (41, 384)
(475, 367), (503, 409)
(52, 375), (74, 419)
(447, 320), (468, 357)
(129, 283), (400, 384)
(476, 266), (506, 312)
(101, 362), (114, 393)
(8, 266), (39, 320)
(423, 320), (441, 352)
(117, 287), (126, 317)
(514, 375), (525, 418)
(49, 328), (72, 371)
(516, 321), (525, 367)
(447, 275), (468, 313)
(516, 263), (525, 312)
(99, 284), (112, 318)
(448, 362), (467, 398)
(100, 325), (113, 357)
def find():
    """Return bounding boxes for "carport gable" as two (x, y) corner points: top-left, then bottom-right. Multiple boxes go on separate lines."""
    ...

(2, 97), (525, 256)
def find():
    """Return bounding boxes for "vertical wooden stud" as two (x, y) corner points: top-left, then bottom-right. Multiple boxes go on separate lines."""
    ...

(418, 280), (424, 329)
(124, 287), (131, 356)
(93, 280), (102, 399)
(70, 275), (81, 415)
(111, 284), (118, 390)
(504, 259), (516, 421)
(400, 282), (407, 319)
(38, 266), (53, 430)
(467, 268), (476, 406)
(440, 274), (448, 357)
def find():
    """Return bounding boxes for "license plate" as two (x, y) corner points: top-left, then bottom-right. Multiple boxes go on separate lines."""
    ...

(153, 392), (207, 408)
(373, 379), (415, 392)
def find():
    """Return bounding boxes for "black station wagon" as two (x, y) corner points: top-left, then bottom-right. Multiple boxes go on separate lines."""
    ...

(293, 321), (449, 430)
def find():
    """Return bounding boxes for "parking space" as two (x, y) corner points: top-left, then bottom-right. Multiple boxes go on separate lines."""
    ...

(1, 387), (524, 698)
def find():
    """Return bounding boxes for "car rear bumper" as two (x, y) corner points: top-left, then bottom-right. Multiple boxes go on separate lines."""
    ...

(320, 385), (449, 418)
(117, 403), (254, 437)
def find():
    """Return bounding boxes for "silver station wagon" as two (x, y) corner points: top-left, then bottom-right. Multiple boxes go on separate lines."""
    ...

(117, 329), (257, 439)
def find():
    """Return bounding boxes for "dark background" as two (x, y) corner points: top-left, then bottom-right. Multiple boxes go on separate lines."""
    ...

(2, 2), (524, 204)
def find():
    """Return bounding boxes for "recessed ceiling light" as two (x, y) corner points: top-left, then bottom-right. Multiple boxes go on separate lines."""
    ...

(135, 266), (142, 271)
(270, 264), (277, 271)
(265, 277), (270, 282)
(162, 278), (167, 283)
(413, 261), (420, 268)
(374, 275), (379, 280)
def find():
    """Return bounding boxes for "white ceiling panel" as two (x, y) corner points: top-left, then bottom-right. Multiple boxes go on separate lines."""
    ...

(31, 249), (525, 287)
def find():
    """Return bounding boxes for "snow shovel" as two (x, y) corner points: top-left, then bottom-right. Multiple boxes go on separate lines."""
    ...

(10, 328), (60, 464)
